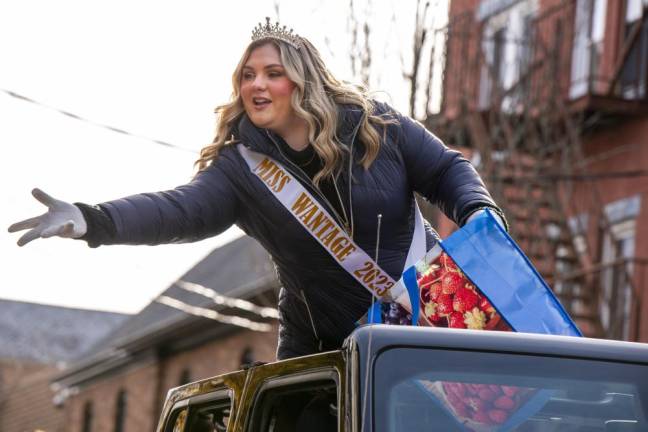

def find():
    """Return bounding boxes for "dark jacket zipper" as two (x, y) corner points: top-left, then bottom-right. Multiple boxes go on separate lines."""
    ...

(344, 115), (364, 238)
(263, 118), (363, 348)
(265, 130), (355, 235)
(300, 289), (323, 352)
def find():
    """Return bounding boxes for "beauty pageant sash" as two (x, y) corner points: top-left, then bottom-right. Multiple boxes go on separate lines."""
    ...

(238, 144), (425, 303)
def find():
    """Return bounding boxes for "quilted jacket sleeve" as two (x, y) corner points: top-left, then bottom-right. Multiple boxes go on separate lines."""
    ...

(393, 110), (503, 227)
(90, 156), (240, 246)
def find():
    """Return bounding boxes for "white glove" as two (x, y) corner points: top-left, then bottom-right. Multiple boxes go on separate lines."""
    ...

(466, 208), (505, 229)
(8, 188), (88, 246)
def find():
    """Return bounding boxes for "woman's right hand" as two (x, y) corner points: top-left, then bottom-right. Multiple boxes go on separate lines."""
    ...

(8, 188), (88, 246)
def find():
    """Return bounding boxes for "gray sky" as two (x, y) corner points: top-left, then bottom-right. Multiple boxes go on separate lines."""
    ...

(1, 0), (447, 314)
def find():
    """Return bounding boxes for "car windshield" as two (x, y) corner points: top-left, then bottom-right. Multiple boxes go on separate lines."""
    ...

(373, 347), (648, 431)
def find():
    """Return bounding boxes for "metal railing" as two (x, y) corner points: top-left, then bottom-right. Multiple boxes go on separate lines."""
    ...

(552, 257), (648, 341)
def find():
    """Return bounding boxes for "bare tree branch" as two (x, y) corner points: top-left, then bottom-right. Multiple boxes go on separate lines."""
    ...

(407, 0), (431, 117)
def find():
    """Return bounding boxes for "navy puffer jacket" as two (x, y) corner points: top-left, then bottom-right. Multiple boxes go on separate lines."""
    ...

(88, 102), (501, 359)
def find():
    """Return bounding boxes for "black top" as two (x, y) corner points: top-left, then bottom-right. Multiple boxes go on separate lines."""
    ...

(273, 138), (346, 221)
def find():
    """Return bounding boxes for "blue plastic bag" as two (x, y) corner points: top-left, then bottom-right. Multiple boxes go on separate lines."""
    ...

(368, 209), (581, 337)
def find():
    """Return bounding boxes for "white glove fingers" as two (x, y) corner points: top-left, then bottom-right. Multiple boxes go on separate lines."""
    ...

(32, 188), (59, 208)
(17, 228), (43, 247)
(8, 215), (42, 233)
(59, 221), (76, 238)
(41, 224), (65, 239)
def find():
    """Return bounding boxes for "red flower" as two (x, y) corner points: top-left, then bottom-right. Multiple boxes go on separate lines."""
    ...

(502, 386), (519, 397)
(429, 282), (443, 301)
(488, 409), (509, 424)
(441, 272), (464, 295)
(494, 395), (515, 410)
(472, 409), (494, 424)
(479, 296), (495, 314)
(423, 302), (443, 323)
(477, 387), (497, 402)
(439, 253), (458, 271)
(449, 311), (467, 328)
(437, 294), (454, 316)
(453, 287), (479, 313)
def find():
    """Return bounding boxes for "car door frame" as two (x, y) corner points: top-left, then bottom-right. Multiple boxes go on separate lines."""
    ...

(233, 351), (347, 432)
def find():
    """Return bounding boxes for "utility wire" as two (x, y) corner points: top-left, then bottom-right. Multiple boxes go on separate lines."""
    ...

(485, 170), (648, 182)
(1, 88), (198, 154)
(3, 88), (279, 331)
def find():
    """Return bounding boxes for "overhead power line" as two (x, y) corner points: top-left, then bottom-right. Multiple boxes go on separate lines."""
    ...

(486, 170), (648, 183)
(1, 88), (198, 154)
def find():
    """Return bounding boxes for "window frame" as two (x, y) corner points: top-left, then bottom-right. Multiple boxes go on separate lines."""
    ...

(618, 0), (648, 99)
(163, 388), (234, 432)
(82, 400), (94, 432)
(477, 1), (539, 110)
(113, 389), (127, 432)
(599, 218), (637, 340)
(569, 0), (608, 98)
(371, 345), (648, 432)
(245, 369), (341, 432)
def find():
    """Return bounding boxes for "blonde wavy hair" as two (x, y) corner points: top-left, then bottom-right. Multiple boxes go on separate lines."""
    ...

(195, 36), (396, 185)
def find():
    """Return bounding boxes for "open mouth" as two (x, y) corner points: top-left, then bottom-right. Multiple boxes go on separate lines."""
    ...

(253, 97), (271, 108)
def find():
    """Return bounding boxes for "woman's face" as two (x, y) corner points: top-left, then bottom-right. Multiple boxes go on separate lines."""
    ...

(240, 43), (298, 135)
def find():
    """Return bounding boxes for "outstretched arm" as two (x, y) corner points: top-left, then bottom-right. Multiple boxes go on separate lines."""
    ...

(94, 162), (240, 246)
(392, 110), (507, 229)
(9, 159), (240, 247)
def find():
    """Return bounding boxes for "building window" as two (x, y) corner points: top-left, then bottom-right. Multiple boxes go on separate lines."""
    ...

(598, 195), (641, 341)
(517, 13), (535, 102)
(478, 1), (537, 110)
(239, 347), (254, 369)
(570, 0), (607, 98)
(599, 219), (636, 340)
(178, 368), (191, 386)
(626, 0), (648, 20)
(82, 401), (94, 432)
(619, 0), (648, 99)
(479, 23), (509, 109)
(114, 389), (127, 432)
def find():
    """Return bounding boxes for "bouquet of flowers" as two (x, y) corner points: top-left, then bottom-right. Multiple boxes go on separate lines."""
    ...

(417, 380), (549, 432)
(370, 209), (580, 336)
(415, 247), (511, 330)
(362, 210), (576, 430)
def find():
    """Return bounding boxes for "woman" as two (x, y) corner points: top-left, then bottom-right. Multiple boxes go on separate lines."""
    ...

(8, 18), (505, 359)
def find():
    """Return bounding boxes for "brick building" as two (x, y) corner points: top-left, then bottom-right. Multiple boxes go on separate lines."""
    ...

(51, 236), (279, 432)
(427, 0), (648, 340)
(0, 299), (129, 432)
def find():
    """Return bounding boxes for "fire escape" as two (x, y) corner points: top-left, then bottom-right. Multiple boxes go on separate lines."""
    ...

(425, 0), (648, 340)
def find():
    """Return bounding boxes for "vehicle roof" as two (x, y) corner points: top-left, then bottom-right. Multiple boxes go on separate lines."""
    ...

(159, 327), (648, 430)
(166, 327), (648, 401)
(348, 325), (648, 364)
(161, 350), (343, 408)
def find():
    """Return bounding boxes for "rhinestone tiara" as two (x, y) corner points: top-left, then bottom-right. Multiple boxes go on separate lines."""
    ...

(251, 17), (302, 49)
